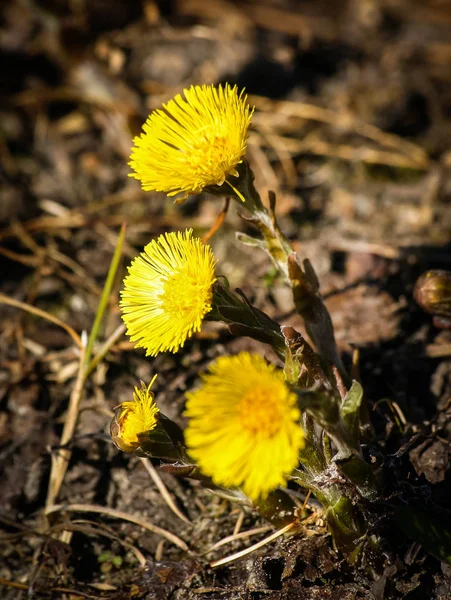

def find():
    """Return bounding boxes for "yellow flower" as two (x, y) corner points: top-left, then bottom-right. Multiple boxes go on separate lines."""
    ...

(111, 377), (159, 453)
(120, 229), (217, 356)
(129, 83), (253, 201)
(184, 353), (304, 501)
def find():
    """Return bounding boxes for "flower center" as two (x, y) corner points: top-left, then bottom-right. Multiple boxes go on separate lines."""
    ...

(188, 133), (236, 185)
(162, 266), (212, 320)
(239, 388), (282, 438)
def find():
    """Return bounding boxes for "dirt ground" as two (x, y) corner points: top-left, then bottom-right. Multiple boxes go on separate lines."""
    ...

(1, 0), (451, 598)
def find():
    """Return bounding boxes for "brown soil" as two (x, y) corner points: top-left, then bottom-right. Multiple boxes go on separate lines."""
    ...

(1, 1), (451, 598)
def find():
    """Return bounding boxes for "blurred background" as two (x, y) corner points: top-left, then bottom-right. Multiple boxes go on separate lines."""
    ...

(2, 0), (451, 597)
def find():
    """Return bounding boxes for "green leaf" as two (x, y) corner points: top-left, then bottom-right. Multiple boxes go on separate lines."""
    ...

(394, 506), (451, 564)
(235, 232), (266, 249)
(340, 380), (364, 439)
(84, 222), (125, 374)
(112, 555), (123, 568)
(98, 552), (112, 563)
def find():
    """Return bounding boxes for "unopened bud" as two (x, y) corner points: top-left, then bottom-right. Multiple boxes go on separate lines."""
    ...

(111, 379), (159, 453)
(111, 377), (188, 461)
(414, 270), (451, 318)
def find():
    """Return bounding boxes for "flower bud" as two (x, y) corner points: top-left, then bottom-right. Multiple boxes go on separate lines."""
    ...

(110, 377), (188, 461)
(110, 379), (159, 453)
(414, 270), (451, 318)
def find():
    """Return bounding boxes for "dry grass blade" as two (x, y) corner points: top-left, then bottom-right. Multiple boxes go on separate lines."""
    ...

(250, 133), (428, 170)
(242, 4), (335, 39)
(0, 246), (40, 267)
(84, 323), (126, 380)
(45, 504), (189, 551)
(49, 247), (102, 295)
(326, 238), (401, 260)
(207, 525), (272, 553)
(49, 589), (104, 599)
(0, 577), (29, 590)
(53, 520), (146, 567)
(250, 95), (428, 166)
(0, 214), (87, 242)
(45, 225), (125, 510)
(425, 343), (451, 358)
(45, 340), (87, 510)
(140, 459), (191, 525)
(0, 579), (103, 599)
(210, 521), (296, 568)
(233, 510), (244, 536)
(0, 293), (82, 348)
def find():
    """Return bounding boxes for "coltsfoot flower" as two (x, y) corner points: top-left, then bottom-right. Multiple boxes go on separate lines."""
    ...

(111, 377), (159, 453)
(129, 83), (253, 201)
(120, 229), (217, 356)
(184, 352), (304, 501)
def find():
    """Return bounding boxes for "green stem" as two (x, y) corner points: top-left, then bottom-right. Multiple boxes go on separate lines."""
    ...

(233, 161), (346, 377)
(291, 467), (377, 560)
(322, 432), (333, 464)
(84, 223), (125, 372)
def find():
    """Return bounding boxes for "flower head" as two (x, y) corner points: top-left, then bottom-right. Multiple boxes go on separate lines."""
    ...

(184, 353), (304, 501)
(129, 83), (253, 201)
(111, 377), (159, 453)
(120, 229), (217, 356)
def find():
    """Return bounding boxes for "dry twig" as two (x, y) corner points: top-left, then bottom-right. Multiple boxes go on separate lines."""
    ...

(0, 293), (82, 348)
(45, 504), (189, 552)
(210, 521), (297, 568)
(45, 339), (87, 510)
